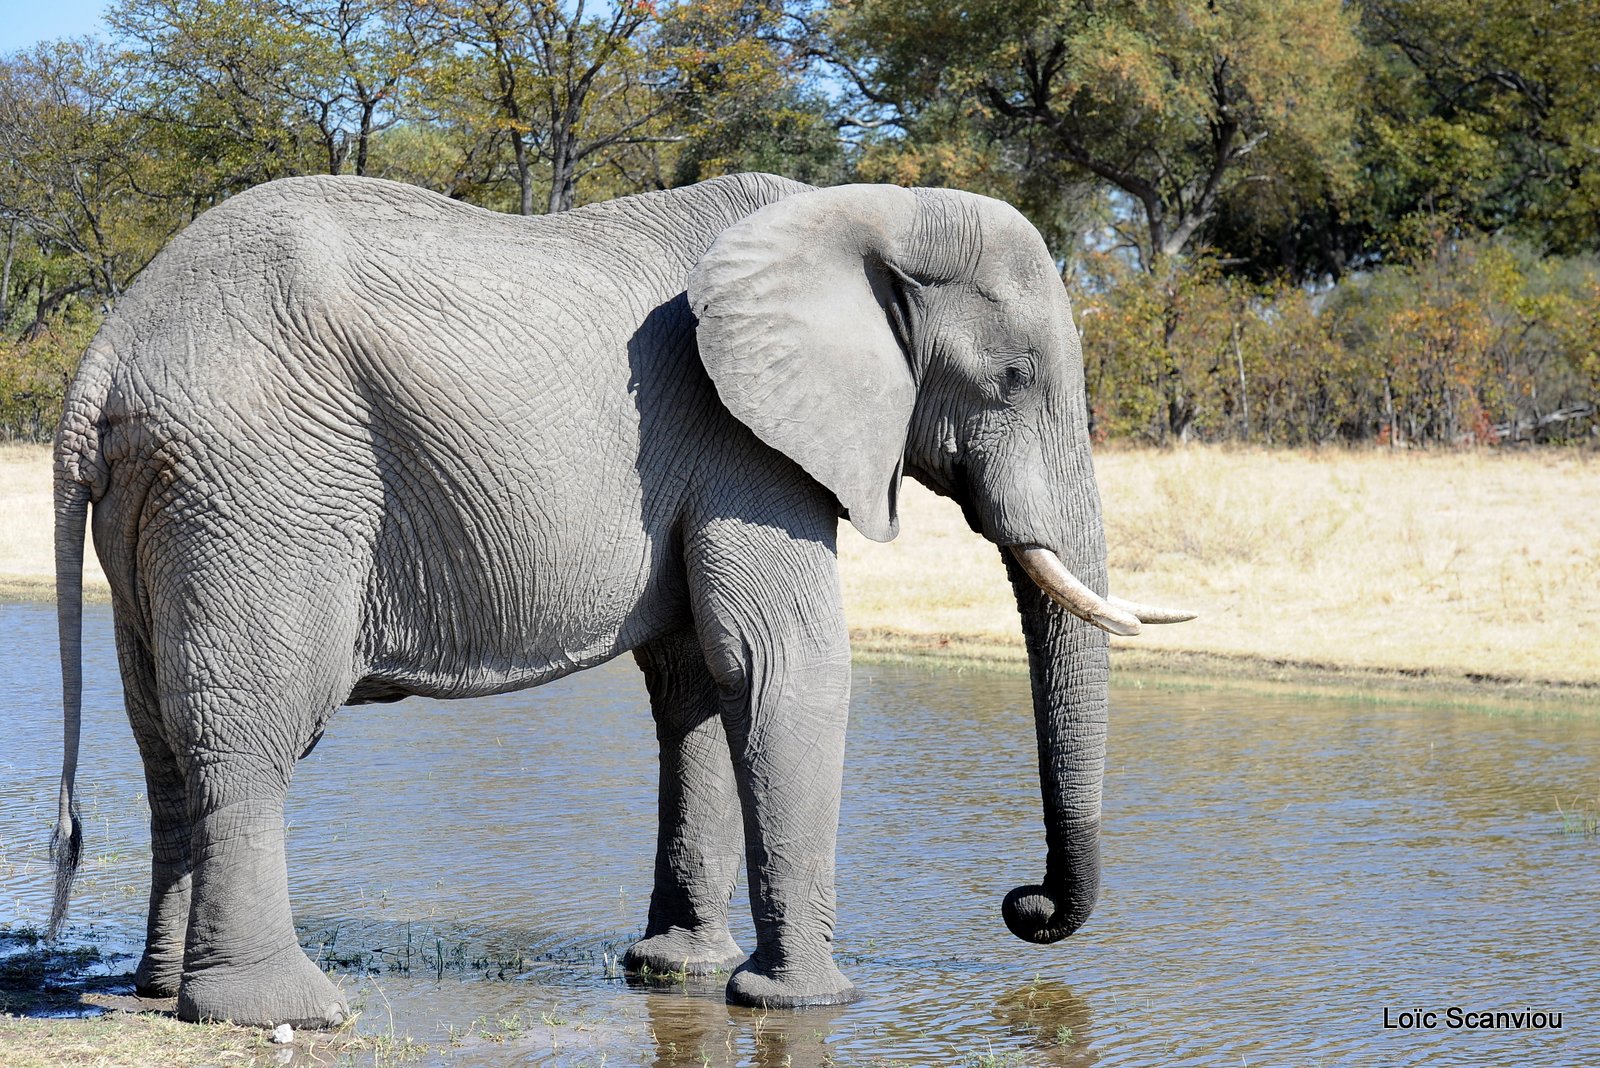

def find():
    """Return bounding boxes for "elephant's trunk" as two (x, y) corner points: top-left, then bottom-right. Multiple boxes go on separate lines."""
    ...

(1000, 549), (1109, 942)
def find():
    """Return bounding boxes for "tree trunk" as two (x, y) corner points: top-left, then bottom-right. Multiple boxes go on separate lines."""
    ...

(1160, 280), (1193, 441)
(1383, 375), (1397, 448)
(512, 130), (534, 216)
(548, 160), (577, 213)
(0, 218), (17, 330)
(1233, 317), (1249, 440)
(547, 125), (578, 214)
(355, 100), (377, 177)
(24, 280), (90, 341)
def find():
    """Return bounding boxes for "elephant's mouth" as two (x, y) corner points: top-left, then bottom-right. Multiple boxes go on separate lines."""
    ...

(1006, 544), (1196, 637)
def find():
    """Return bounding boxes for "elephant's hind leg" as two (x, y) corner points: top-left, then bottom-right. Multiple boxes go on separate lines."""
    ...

(167, 686), (349, 1026)
(149, 572), (357, 1027)
(115, 618), (191, 998)
(624, 630), (746, 977)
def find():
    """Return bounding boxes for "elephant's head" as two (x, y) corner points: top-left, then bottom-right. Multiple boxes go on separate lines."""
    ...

(688, 183), (1192, 945)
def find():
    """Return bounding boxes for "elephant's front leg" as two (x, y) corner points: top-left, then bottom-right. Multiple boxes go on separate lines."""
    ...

(686, 503), (858, 1008)
(624, 630), (746, 976)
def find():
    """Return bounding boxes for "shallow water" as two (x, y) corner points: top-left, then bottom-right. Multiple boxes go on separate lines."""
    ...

(2, 600), (1597, 1066)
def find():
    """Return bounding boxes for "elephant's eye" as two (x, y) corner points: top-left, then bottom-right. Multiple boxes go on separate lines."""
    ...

(997, 354), (1036, 398)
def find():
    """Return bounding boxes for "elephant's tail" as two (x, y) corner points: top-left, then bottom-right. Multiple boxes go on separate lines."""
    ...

(48, 472), (89, 941)
(47, 334), (111, 942)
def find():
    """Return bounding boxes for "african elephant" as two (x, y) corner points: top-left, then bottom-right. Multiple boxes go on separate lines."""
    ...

(47, 172), (1189, 1027)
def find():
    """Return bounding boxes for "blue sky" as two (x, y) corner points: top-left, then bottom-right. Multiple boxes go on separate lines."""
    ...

(0, 0), (111, 54)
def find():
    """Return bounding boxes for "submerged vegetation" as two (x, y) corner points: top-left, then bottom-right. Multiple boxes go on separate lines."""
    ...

(1556, 798), (1600, 839)
(0, 926), (111, 1015)
(0, 919), (628, 1064)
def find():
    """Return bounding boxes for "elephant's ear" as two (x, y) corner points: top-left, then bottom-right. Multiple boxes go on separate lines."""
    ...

(688, 184), (922, 543)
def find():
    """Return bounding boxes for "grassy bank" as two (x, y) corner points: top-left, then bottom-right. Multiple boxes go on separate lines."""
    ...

(4, 443), (1597, 697)
(0, 445), (108, 601)
(841, 444), (1600, 699)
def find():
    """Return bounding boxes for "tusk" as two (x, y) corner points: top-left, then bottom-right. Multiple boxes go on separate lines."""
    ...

(1107, 595), (1197, 625)
(1008, 545), (1141, 637)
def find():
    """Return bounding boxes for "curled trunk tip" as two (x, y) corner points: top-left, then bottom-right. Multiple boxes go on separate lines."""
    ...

(1002, 878), (1098, 944)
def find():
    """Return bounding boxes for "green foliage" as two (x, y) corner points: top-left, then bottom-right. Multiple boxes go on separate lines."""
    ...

(109, 0), (447, 181)
(835, 0), (1363, 267)
(1212, 0), (1600, 279)
(1362, 0), (1600, 255)
(0, 307), (101, 442)
(0, 39), (175, 298)
(661, 0), (844, 185)
(1, 0), (1599, 448)
(426, 0), (673, 215)
(1081, 236), (1600, 446)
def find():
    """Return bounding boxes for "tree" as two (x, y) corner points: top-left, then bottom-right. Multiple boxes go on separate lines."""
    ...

(1361, 0), (1600, 256)
(109, 0), (324, 188)
(655, 0), (844, 186)
(436, 0), (677, 214)
(1077, 251), (1244, 442)
(0, 210), (19, 329)
(109, 0), (446, 185)
(832, 0), (1362, 270)
(402, 0), (847, 209)
(0, 39), (170, 304)
(276, 0), (451, 176)
(0, 42), (157, 439)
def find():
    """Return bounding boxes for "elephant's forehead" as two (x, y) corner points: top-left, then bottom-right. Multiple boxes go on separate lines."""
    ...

(972, 229), (1059, 306)
(942, 297), (1050, 357)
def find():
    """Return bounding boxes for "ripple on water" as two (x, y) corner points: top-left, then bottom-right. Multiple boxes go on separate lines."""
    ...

(2, 601), (1597, 1065)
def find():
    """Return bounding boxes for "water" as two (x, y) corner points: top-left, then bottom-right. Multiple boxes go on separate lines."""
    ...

(2, 601), (1597, 1066)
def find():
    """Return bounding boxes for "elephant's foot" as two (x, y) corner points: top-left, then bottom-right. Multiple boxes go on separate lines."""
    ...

(624, 926), (745, 977)
(724, 955), (857, 1008)
(133, 949), (183, 999)
(177, 944), (347, 1028)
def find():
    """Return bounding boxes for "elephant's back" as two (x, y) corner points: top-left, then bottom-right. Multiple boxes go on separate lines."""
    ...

(97, 172), (815, 418)
(78, 174), (779, 694)
(86, 171), (802, 525)
(91, 176), (600, 452)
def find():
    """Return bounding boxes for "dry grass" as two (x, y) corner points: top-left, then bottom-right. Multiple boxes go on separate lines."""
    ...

(4, 442), (1597, 691)
(1101, 445), (1600, 687)
(0, 1012), (427, 1067)
(840, 444), (1600, 691)
(0, 444), (107, 599)
(0, 1013), (280, 1067)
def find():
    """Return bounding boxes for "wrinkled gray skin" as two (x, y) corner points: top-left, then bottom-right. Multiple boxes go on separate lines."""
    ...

(50, 173), (1114, 1026)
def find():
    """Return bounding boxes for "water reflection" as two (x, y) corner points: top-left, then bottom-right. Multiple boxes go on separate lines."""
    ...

(632, 992), (848, 1068)
(3, 601), (1598, 1066)
(989, 980), (1098, 1066)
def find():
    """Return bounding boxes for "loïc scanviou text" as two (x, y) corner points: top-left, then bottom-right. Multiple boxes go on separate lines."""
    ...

(1382, 1007), (1563, 1030)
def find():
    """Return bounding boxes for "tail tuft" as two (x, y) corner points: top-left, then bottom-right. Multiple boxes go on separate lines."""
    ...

(47, 809), (83, 941)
